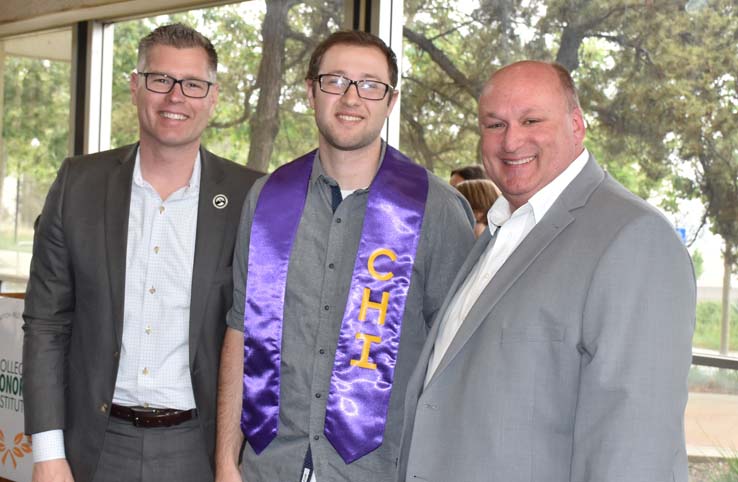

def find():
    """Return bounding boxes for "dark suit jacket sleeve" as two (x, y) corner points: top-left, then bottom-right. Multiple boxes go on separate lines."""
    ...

(571, 212), (696, 481)
(22, 158), (75, 434)
(225, 177), (265, 332)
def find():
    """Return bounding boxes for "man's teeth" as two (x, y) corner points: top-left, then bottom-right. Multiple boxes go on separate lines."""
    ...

(338, 114), (361, 121)
(505, 156), (535, 166)
(161, 112), (187, 120)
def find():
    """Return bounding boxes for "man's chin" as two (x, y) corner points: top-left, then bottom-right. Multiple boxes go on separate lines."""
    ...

(323, 134), (378, 153)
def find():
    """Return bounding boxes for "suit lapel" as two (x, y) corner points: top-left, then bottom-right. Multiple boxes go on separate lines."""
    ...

(105, 145), (137, 346)
(407, 228), (495, 403)
(189, 148), (227, 365)
(426, 155), (605, 386)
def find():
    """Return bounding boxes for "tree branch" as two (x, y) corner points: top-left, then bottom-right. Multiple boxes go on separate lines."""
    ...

(210, 85), (256, 129)
(403, 26), (483, 99)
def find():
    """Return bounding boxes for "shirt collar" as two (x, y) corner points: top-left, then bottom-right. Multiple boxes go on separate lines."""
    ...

(132, 147), (202, 192)
(487, 148), (589, 231)
(313, 140), (387, 192)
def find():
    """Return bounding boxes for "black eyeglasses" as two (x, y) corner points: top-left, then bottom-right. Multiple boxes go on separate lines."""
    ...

(139, 72), (214, 99)
(314, 74), (394, 101)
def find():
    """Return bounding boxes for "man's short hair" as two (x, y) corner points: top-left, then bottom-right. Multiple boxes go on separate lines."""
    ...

(450, 165), (487, 181)
(306, 30), (398, 88)
(549, 62), (581, 111)
(137, 23), (218, 80)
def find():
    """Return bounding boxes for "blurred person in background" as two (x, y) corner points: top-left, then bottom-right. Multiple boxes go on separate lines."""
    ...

(455, 179), (500, 238)
(449, 164), (487, 186)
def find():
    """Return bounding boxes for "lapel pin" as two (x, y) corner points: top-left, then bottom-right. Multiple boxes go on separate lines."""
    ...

(213, 194), (228, 209)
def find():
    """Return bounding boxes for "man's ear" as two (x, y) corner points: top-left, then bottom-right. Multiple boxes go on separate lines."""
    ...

(386, 89), (399, 117)
(572, 106), (586, 143)
(306, 79), (316, 109)
(208, 83), (219, 117)
(130, 71), (139, 105)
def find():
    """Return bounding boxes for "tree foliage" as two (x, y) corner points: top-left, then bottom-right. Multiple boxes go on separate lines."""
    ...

(400, 0), (738, 351)
(2, 56), (70, 230)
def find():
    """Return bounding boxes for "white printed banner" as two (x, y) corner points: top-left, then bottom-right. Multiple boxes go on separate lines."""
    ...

(0, 297), (32, 482)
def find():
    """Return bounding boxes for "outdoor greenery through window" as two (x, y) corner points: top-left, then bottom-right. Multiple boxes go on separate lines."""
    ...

(0, 28), (72, 292)
(399, 0), (738, 359)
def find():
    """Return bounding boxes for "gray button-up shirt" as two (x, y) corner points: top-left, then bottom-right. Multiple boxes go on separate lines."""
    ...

(227, 148), (474, 482)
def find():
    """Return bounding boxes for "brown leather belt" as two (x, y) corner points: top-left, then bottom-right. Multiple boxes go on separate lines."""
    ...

(110, 404), (197, 428)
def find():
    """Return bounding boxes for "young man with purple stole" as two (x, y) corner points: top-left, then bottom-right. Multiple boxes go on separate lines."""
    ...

(215, 31), (475, 482)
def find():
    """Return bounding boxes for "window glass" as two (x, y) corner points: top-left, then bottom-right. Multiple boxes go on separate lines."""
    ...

(0, 28), (72, 292)
(401, 0), (738, 360)
(687, 366), (738, 479)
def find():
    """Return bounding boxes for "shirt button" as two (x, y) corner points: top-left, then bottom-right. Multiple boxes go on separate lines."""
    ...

(313, 435), (319, 441)
(145, 326), (152, 335)
(154, 246), (160, 254)
(319, 348), (325, 355)
(159, 206), (165, 214)
(336, 218), (342, 224)
(324, 305), (329, 311)
(328, 263), (335, 269)
(315, 393), (321, 399)
(142, 367), (149, 375)
(149, 287), (156, 294)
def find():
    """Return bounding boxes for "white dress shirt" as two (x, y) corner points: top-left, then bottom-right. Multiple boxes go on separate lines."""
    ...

(33, 149), (201, 462)
(425, 149), (589, 386)
(113, 150), (200, 410)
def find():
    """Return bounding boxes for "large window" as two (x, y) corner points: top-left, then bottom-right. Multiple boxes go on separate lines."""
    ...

(0, 28), (73, 292)
(400, 0), (738, 357)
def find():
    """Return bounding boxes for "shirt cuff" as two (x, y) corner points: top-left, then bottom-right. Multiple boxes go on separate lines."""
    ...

(31, 430), (66, 463)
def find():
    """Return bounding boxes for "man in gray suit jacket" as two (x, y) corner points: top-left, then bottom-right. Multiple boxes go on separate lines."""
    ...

(22, 24), (261, 482)
(399, 61), (695, 482)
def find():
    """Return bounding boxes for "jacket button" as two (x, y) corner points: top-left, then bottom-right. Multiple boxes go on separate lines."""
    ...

(100, 403), (108, 413)
(113, 351), (119, 359)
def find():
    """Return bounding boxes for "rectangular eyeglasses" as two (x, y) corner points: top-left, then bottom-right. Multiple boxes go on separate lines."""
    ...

(139, 72), (213, 99)
(315, 74), (394, 101)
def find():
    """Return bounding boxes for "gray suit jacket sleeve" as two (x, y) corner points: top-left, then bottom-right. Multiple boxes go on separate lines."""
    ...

(572, 212), (695, 481)
(23, 158), (74, 433)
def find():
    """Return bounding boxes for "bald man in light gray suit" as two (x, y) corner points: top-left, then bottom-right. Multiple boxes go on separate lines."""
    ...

(398, 61), (695, 482)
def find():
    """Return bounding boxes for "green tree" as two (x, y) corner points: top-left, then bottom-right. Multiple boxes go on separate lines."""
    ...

(2, 55), (70, 238)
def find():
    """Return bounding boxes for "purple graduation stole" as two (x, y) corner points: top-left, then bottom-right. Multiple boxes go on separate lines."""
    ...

(242, 145), (429, 463)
